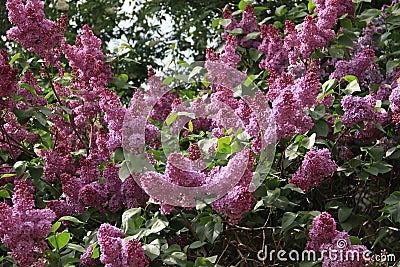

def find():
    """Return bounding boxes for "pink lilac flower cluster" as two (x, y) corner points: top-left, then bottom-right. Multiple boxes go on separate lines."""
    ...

(63, 24), (113, 90)
(314, 0), (354, 29)
(0, 111), (39, 159)
(97, 224), (149, 267)
(258, 24), (288, 73)
(389, 84), (400, 124)
(103, 162), (148, 213)
(222, 5), (260, 48)
(341, 94), (389, 140)
(330, 49), (375, 82)
(4, 12), (149, 217)
(306, 212), (368, 267)
(0, 50), (19, 110)
(285, 0), (354, 64)
(148, 81), (179, 122)
(46, 159), (148, 217)
(79, 245), (101, 267)
(17, 70), (48, 109)
(289, 148), (337, 191)
(0, 180), (56, 267)
(210, 149), (255, 224)
(6, 0), (67, 71)
(267, 67), (320, 139)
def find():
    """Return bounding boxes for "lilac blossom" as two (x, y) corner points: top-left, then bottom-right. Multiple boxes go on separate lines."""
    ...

(63, 25), (113, 90)
(330, 49), (375, 82)
(258, 24), (289, 73)
(6, 0), (67, 68)
(97, 224), (149, 267)
(289, 148), (337, 191)
(0, 49), (18, 110)
(0, 180), (56, 267)
(306, 212), (368, 266)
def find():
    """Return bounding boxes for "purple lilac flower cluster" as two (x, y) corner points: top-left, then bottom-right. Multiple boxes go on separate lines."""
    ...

(341, 94), (389, 140)
(289, 148), (337, 191)
(330, 49), (376, 82)
(97, 224), (149, 267)
(79, 245), (101, 267)
(389, 81), (400, 124)
(267, 67), (320, 139)
(222, 5), (260, 48)
(6, 0), (67, 72)
(5, 4), (149, 217)
(0, 180), (56, 267)
(0, 50), (19, 109)
(306, 212), (368, 266)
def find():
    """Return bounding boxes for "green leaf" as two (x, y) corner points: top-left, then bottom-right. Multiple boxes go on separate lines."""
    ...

(285, 143), (299, 160)
(238, 0), (251, 11)
(217, 136), (232, 154)
(0, 189), (10, 198)
(194, 257), (215, 267)
(198, 138), (217, 155)
(249, 48), (262, 61)
(220, 18), (232, 27)
(204, 221), (222, 243)
(329, 48), (345, 59)
(386, 14), (400, 25)
(92, 245), (100, 258)
(122, 208), (143, 235)
(322, 79), (337, 94)
(349, 236), (362, 245)
(9, 53), (21, 65)
(343, 79), (361, 95)
(143, 241), (161, 260)
(162, 252), (187, 266)
(275, 5), (288, 17)
(188, 66), (203, 80)
(212, 18), (221, 28)
(363, 166), (379, 176)
(372, 227), (390, 248)
(66, 244), (86, 253)
(338, 207), (353, 223)
(301, 133), (316, 150)
(0, 173), (14, 179)
(19, 83), (37, 98)
(147, 216), (169, 234)
(282, 212), (297, 232)
(13, 161), (27, 177)
(118, 162), (131, 181)
(309, 105), (325, 120)
(163, 76), (174, 86)
(386, 60), (400, 73)
(308, 0), (316, 12)
(51, 221), (61, 233)
(383, 192), (400, 222)
(48, 232), (70, 250)
(343, 75), (357, 83)
(58, 216), (84, 224)
(358, 8), (380, 22)
(188, 120), (194, 132)
(245, 31), (260, 40)
(13, 108), (35, 124)
(189, 241), (207, 249)
(227, 28), (244, 35)
(309, 120), (329, 137)
(384, 191), (400, 205)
